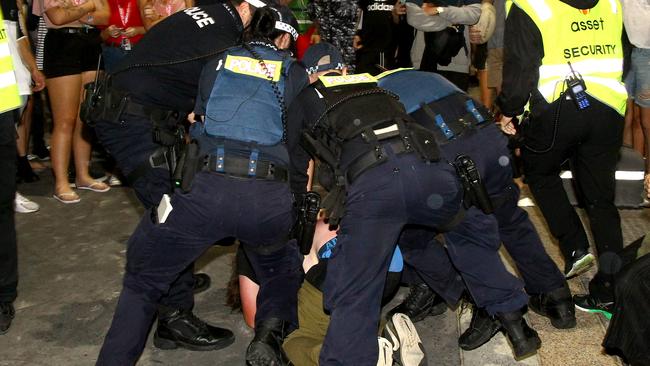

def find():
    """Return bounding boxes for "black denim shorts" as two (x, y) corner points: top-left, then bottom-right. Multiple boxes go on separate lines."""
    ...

(43, 28), (102, 78)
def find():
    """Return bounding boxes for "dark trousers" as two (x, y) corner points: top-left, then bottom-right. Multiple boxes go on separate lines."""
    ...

(320, 148), (464, 366)
(522, 98), (624, 278)
(94, 115), (195, 310)
(0, 112), (17, 303)
(97, 172), (301, 365)
(444, 124), (566, 295)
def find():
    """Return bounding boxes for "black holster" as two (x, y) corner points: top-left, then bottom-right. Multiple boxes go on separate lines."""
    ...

(292, 191), (321, 255)
(454, 154), (493, 214)
(175, 139), (204, 193)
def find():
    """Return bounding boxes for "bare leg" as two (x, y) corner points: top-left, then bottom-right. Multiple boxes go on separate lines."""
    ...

(47, 74), (82, 197)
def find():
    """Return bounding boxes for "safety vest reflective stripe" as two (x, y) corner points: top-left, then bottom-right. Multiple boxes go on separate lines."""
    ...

(538, 58), (622, 81)
(0, 9), (21, 113)
(511, 0), (626, 116)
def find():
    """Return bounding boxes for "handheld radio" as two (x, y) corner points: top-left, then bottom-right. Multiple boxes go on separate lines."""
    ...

(566, 61), (590, 110)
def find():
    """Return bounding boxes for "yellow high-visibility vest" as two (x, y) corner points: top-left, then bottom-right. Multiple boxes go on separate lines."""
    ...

(509, 0), (627, 116)
(0, 9), (21, 114)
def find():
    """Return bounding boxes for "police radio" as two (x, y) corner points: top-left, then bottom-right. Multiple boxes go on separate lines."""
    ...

(565, 61), (590, 110)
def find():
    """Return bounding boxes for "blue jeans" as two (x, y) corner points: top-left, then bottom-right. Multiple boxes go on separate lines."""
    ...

(97, 172), (301, 365)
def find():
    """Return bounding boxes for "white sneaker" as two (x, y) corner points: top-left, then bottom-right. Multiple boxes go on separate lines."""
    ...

(377, 337), (394, 366)
(15, 192), (40, 213)
(108, 175), (122, 186)
(384, 313), (427, 366)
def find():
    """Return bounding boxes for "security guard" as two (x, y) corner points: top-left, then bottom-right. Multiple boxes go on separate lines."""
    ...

(0, 7), (22, 335)
(497, 0), (627, 309)
(91, 0), (269, 356)
(377, 68), (575, 354)
(96, 5), (308, 365)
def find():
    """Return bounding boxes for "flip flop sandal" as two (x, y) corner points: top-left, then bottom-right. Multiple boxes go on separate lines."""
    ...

(76, 181), (110, 193)
(53, 191), (81, 204)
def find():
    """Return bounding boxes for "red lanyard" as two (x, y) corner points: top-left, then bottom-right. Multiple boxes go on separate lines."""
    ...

(116, 0), (133, 27)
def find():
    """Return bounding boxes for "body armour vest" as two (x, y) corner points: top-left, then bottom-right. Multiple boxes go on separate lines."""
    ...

(306, 73), (440, 177)
(204, 44), (293, 145)
(312, 73), (408, 143)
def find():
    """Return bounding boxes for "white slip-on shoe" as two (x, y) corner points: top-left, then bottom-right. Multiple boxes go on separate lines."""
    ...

(385, 313), (427, 366)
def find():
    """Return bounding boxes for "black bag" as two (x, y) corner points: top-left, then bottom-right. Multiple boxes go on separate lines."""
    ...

(425, 25), (466, 67)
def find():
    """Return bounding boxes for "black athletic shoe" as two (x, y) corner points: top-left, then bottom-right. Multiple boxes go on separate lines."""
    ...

(564, 248), (595, 278)
(529, 285), (576, 329)
(0, 302), (15, 335)
(246, 318), (291, 366)
(387, 283), (447, 323)
(497, 310), (542, 361)
(153, 309), (235, 351)
(193, 273), (211, 294)
(574, 294), (614, 320)
(458, 306), (501, 351)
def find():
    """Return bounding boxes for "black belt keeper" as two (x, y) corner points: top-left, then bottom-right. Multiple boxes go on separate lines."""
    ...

(206, 155), (288, 182)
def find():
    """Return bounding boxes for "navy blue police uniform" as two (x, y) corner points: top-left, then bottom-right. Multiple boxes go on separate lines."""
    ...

(286, 72), (466, 365)
(96, 35), (309, 366)
(91, 3), (247, 358)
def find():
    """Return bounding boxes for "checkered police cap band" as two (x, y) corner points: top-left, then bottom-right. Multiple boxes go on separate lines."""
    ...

(275, 21), (298, 41)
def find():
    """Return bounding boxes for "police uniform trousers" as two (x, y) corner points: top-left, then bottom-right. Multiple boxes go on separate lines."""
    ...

(97, 171), (302, 365)
(444, 123), (566, 296)
(0, 111), (18, 304)
(94, 114), (197, 313)
(521, 97), (624, 281)
(319, 145), (463, 366)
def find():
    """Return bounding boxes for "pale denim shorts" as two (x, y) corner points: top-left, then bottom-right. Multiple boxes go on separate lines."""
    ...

(625, 47), (650, 108)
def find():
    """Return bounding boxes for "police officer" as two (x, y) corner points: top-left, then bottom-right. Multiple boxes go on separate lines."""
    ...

(377, 68), (575, 352)
(96, 5), (307, 365)
(497, 0), (627, 309)
(91, 0), (269, 354)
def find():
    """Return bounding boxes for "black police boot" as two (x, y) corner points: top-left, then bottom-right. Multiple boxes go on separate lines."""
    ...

(458, 306), (501, 350)
(246, 318), (290, 366)
(387, 282), (447, 322)
(529, 285), (576, 329)
(192, 273), (211, 294)
(153, 308), (235, 351)
(497, 309), (541, 361)
(0, 302), (15, 335)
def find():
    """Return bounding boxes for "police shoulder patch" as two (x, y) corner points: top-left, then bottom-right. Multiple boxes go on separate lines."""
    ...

(318, 73), (377, 88)
(224, 55), (283, 82)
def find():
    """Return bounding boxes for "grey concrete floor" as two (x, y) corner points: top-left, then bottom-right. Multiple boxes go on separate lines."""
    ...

(2, 168), (650, 366)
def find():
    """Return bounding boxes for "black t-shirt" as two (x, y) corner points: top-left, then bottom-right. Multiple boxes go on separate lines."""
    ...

(112, 3), (244, 112)
(194, 42), (310, 166)
(357, 0), (396, 52)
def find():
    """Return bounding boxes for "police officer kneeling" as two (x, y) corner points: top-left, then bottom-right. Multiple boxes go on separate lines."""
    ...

(96, 5), (307, 365)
